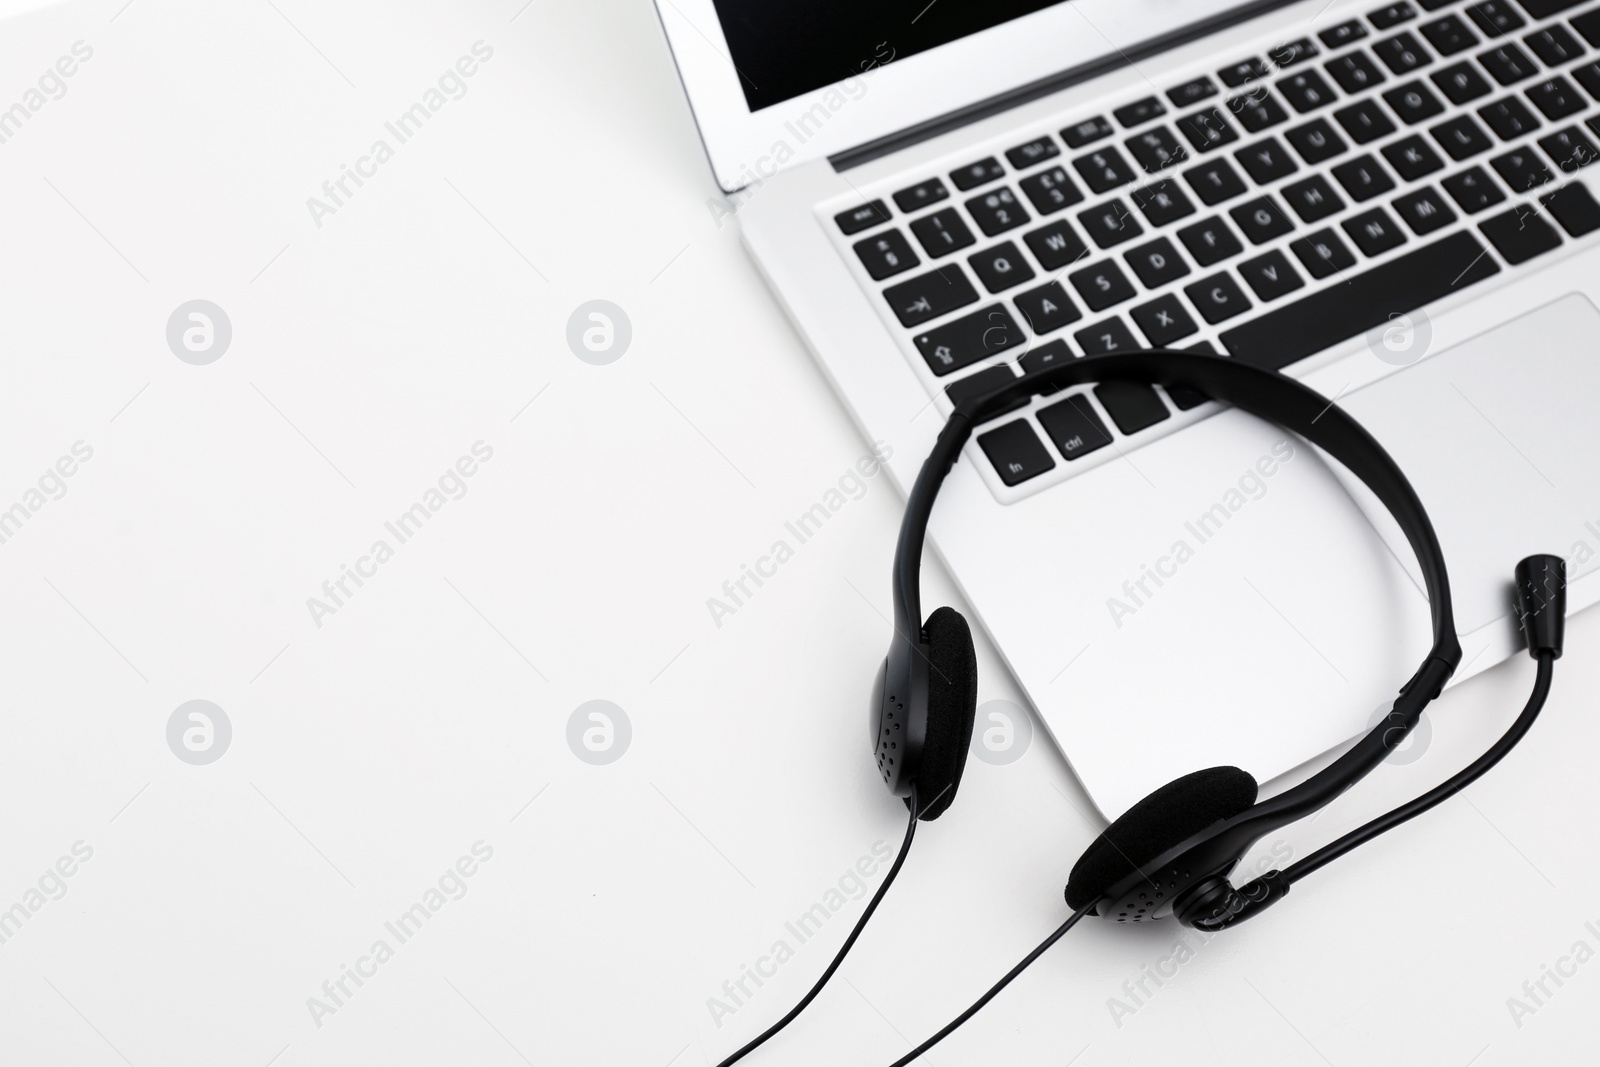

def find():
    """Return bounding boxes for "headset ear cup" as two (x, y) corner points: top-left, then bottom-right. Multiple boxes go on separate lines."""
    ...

(1065, 767), (1258, 911)
(912, 606), (978, 820)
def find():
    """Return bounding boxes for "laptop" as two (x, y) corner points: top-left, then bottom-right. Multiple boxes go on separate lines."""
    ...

(655, 0), (1600, 817)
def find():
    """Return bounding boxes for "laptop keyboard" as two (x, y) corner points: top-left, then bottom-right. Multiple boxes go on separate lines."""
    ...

(830, 0), (1600, 497)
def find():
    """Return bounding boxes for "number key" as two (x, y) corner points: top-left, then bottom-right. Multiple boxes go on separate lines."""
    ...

(1073, 146), (1137, 192)
(1018, 165), (1084, 214)
(910, 208), (976, 257)
(966, 187), (1030, 235)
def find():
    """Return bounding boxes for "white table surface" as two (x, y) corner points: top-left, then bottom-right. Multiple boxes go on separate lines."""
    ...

(1, 1), (1597, 1064)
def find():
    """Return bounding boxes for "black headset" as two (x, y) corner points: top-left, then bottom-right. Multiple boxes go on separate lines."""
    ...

(718, 350), (1568, 1067)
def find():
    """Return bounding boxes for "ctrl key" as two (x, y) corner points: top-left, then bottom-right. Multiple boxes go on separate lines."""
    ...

(977, 420), (1056, 485)
(1038, 394), (1113, 461)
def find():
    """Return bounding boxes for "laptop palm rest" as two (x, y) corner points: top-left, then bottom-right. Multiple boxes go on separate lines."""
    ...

(1339, 292), (1600, 635)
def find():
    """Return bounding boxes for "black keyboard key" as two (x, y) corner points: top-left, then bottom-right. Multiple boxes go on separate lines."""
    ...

(911, 208), (977, 257)
(1178, 216), (1245, 265)
(1125, 236), (1191, 287)
(1037, 395), (1112, 461)
(1573, 10), (1600, 49)
(1018, 165), (1085, 214)
(1169, 77), (1219, 107)
(978, 420), (1056, 484)
(894, 179), (949, 214)
(1518, 0), (1587, 15)
(1239, 248), (1306, 300)
(1286, 118), (1349, 163)
(1177, 107), (1241, 151)
(854, 230), (920, 280)
(1479, 95), (1541, 138)
(1442, 165), (1508, 211)
(1227, 90), (1291, 132)
(1236, 136), (1300, 183)
(1384, 80), (1446, 123)
(1478, 43), (1537, 85)
(915, 304), (1027, 375)
(1115, 96), (1168, 127)
(1332, 154), (1399, 200)
(1069, 259), (1138, 310)
(966, 187), (1029, 235)
(1062, 116), (1114, 148)
(1073, 146), (1138, 192)
(1185, 273), (1252, 323)
(836, 201), (891, 235)
(1465, 1), (1524, 38)
(945, 364), (1025, 418)
(969, 241), (1037, 293)
(1540, 182), (1600, 235)
(1013, 281), (1083, 334)
(1420, 14), (1480, 55)
(1018, 338), (1072, 387)
(1132, 180), (1198, 226)
(1007, 136), (1061, 170)
(1094, 381), (1171, 434)
(1024, 218), (1090, 269)
(1541, 126), (1600, 170)
(1393, 185), (1459, 233)
(952, 158), (1006, 191)
(1272, 38), (1321, 67)
(1327, 50), (1388, 92)
(1384, 133), (1447, 178)
(1321, 21), (1370, 49)
(1369, 4), (1417, 31)
(1336, 99), (1399, 142)
(1344, 206), (1410, 254)
(1525, 26), (1584, 67)
(884, 265), (979, 327)
(1221, 230), (1500, 367)
(1283, 174), (1347, 221)
(1432, 114), (1494, 159)
(1527, 76), (1586, 120)
(1480, 204), (1563, 262)
(1075, 317), (1142, 354)
(1220, 58), (1272, 86)
(1278, 69), (1338, 112)
(1127, 126), (1190, 172)
(1185, 157), (1248, 204)
(1230, 196), (1296, 243)
(1130, 294), (1200, 346)
(1576, 62), (1600, 100)
(1079, 198), (1144, 248)
(1491, 146), (1556, 191)
(1432, 61), (1493, 104)
(1375, 32), (1434, 73)
(1292, 228), (1359, 277)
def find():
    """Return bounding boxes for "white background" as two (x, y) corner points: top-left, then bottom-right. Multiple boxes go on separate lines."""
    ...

(0, 1), (1597, 1065)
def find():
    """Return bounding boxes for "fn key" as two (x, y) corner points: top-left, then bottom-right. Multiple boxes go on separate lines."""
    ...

(977, 420), (1056, 485)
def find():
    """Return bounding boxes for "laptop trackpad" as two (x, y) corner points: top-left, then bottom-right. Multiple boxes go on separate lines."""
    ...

(1339, 292), (1600, 633)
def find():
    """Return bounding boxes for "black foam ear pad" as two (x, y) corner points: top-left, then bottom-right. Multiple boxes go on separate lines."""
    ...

(1065, 767), (1257, 910)
(913, 607), (978, 821)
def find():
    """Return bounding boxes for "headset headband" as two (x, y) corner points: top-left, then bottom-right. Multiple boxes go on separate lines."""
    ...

(890, 350), (1463, 920)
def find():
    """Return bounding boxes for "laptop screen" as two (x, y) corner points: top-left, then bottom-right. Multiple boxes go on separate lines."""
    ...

(710, 0), (1067, 112)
